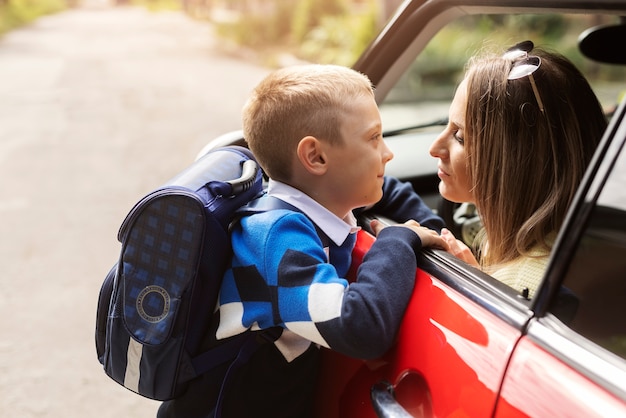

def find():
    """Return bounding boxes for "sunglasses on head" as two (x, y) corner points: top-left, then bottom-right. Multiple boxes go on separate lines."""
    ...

(503, 40), (545, 113)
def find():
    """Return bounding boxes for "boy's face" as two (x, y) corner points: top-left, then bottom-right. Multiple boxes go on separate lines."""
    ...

(324, 94), (393, 210)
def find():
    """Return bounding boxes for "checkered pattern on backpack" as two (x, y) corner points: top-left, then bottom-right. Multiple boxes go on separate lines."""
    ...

(122, 194), (204, 345)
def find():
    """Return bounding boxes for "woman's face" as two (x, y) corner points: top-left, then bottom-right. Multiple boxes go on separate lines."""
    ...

(429, 78), (474, 203)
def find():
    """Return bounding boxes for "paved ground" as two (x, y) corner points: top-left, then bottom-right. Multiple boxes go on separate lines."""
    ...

(0, 3), (270, 417)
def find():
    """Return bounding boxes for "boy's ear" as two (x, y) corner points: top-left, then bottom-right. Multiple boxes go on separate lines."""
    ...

(296, 136), (328, 175)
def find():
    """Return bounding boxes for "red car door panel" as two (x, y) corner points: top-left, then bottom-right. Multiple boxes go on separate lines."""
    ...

(388, 273), (521, 417)
(495, 323), (626, 418)
(315, 231), (526, 417)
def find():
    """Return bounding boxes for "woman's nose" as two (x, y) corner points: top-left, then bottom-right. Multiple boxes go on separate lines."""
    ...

(429, 133), (447, 158)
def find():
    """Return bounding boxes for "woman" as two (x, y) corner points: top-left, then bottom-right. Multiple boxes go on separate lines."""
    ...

(431, 41), (607, 298)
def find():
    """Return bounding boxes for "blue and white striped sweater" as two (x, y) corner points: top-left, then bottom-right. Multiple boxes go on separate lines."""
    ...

(216, 205), (424, 361)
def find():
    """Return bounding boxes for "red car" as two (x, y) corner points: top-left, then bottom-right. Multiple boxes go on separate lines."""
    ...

(310, 1), (626, 417)
(205, 0), (626, 416)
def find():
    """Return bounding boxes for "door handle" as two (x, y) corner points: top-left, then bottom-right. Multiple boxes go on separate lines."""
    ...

(371, 381), (414, 418)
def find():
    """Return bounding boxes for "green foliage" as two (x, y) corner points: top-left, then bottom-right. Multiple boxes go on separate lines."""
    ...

(298, 0), (378, 66)
(291, 0), (347, 43)
(215, 14), (270, 47)
(391, 13), (624, 103)
(213, 0), (375, 67)
(215, 0), (295, 47)
(131, 0), (181, 12)
(0, 0), (68, 35)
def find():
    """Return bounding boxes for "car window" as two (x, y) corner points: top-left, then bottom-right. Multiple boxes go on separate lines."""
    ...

(380, 11), (626, 302)
(379, 13), (626, 131)
(550, 131), (626, 360)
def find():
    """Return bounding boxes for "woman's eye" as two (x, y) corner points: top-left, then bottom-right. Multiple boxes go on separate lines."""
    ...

(453, 131), (464, 145)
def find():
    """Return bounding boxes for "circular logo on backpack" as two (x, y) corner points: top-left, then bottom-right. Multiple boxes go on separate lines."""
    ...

(136, 285), (170, 323)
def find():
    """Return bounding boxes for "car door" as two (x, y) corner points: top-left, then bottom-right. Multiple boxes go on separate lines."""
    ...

(313, 2), (626, 417)
(373, 257), (532, 417)
(314, 230), (533, 418)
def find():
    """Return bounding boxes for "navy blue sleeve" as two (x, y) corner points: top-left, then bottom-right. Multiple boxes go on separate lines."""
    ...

(317, 226), (422, 359)
(363, 175), (445, 232)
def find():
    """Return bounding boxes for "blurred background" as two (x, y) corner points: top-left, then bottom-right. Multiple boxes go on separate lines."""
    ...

(1, 0), (402, 66)
(2, 0), (621, 106)
(0, 1), (402, 417)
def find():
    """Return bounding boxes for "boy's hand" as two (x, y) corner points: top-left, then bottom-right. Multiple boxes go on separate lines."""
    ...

(370, 219), (449, 250)
(441, 228), (479, 267)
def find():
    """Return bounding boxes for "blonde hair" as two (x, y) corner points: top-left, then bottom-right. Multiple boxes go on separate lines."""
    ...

(464, 47), (607, 268)
(242, 64), (375, 182)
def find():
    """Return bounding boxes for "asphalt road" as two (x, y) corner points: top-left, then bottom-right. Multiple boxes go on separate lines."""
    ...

(0, 3), (270, 417)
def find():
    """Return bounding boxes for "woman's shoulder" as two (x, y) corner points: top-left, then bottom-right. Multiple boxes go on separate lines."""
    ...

(490, 248), (550, 298)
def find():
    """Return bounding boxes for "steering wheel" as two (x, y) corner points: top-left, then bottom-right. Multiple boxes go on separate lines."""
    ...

(438, 198), (482, 246)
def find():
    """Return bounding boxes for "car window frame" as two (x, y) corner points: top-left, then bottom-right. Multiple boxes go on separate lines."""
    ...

(418, 249), (534, 329)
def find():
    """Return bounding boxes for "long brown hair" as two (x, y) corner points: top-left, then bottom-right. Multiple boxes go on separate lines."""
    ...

(464, 46), (607, 268)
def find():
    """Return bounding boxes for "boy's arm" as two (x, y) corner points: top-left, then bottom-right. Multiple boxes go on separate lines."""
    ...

(359, 175), (445, 232)
(269, 214), (422, 359)
(317, 226), (421, 359)
(221, 212), (423, 360)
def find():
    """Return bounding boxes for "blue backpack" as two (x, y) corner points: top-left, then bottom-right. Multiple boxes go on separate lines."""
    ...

(95, 146), (291, 402)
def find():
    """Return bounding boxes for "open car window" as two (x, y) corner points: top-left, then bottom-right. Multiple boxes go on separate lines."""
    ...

(379, 11), (626, 302)
(379, 12), (626, 131)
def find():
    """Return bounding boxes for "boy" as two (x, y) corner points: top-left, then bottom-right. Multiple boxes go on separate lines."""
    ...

(158, 64), (446, 417)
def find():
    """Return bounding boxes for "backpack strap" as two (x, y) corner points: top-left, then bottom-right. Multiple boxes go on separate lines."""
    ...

(235, 193), (299, 216)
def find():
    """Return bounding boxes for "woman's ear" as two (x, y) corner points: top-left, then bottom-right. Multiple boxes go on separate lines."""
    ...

(296, 136), (328, 175)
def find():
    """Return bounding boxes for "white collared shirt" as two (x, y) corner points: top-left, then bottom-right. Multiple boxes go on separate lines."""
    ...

(266, 179), (360, 247)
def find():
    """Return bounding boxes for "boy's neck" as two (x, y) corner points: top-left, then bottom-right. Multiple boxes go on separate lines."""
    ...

(279, 177), (352, 220)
